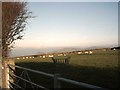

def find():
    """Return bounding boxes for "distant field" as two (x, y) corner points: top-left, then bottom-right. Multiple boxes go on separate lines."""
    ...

(14, 49), (119, 89)
(15, 49), (118, 67)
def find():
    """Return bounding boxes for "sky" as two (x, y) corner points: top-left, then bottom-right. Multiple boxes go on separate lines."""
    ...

(11, 1), (118, 57)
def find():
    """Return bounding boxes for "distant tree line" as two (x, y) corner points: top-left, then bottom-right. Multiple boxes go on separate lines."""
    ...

(111, 46), (120, 50)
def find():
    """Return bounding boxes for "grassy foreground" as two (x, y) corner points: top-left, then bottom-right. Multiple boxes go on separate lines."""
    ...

(14, 49), (119, 89)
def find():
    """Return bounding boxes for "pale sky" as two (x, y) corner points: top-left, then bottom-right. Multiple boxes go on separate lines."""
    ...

(11, 1), (118, 56)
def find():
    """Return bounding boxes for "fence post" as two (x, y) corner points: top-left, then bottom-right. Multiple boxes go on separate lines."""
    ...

(2, 59), (9, 88)
(6, 61), (9, 88)
(54, 73), (61, 89)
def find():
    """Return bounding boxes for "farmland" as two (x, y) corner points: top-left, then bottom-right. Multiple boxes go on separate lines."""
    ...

(14, 49), (119, 89)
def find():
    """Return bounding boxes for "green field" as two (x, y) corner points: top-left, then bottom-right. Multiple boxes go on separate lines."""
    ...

(14, 49), (119, 89)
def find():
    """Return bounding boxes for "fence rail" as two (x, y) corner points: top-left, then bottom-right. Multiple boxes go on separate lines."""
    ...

(7, 64), (109, 90)
(10, 73), (49, 90)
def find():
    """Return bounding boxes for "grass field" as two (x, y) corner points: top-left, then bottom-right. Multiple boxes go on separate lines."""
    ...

(14, 49), (119, 89)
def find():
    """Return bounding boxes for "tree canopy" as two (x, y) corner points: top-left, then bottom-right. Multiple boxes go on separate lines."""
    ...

(2, 2), (32, 58)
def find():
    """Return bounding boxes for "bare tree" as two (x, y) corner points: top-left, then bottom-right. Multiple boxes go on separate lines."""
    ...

(2, 1), (32, 58)
(2, 1), (32, 88)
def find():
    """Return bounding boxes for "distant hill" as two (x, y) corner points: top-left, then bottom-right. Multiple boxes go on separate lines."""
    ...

(10, 45), (118, 57)
(50, 47), (81, 53)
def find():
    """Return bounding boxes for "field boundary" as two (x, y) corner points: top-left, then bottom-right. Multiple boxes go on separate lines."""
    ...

(7, 64), (109, 90)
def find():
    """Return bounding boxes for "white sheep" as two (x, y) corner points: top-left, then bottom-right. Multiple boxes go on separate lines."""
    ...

(89, 51), (93, 54)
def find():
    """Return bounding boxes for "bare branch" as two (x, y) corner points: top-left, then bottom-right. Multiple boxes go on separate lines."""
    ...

(2, 2), (32, 58)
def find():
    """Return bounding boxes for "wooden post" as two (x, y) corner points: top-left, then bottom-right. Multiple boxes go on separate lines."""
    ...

(0, 1), (2, 89)
(6, 61), (9, 88)
(0, 60), (1, 89)
(2, 59), (9, 88)
(54, 73), (61, 89)
(2, 59), (15, 89)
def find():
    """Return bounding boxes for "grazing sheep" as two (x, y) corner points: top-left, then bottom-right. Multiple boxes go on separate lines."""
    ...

(89, 51), (93, 54)
(85, 51), (89, 54)
(78, 52), (82, 54)
(17, 58), (20, 60)
(43, 56), (45, 58)
(26, 57), (28, 59)
(48, 55), (53, 57)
